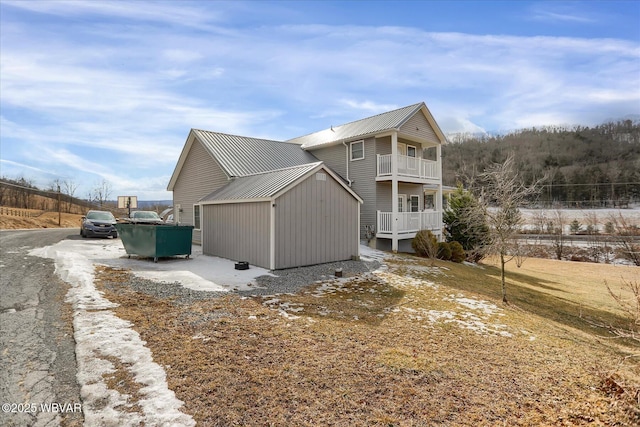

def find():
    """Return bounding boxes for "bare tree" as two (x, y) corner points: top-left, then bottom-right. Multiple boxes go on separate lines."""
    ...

(604, 279), (639, 347)
(475, 154), (546, 303)
(550, 210), (567, 260)
(63, 179), (78, 213)
(93, 179), (112, 208)
(608, 213), (640, 266)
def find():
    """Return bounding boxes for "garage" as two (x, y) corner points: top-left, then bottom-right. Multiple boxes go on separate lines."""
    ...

(199, 162), (362, 270)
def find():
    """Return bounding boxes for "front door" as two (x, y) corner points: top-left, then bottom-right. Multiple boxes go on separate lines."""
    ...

(398, 194), (407, 231)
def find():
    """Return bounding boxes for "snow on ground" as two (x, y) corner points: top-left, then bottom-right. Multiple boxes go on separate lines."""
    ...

(27, 236), (534, 424)
(518, 207), (640, 230)
(30, 240), (196, 427)
(37, 238), (274, 292)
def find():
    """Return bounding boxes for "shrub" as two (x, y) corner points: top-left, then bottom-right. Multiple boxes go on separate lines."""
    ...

(437, 242), (452, 260)
(412, 230), (438, 259)
(449, 241), (466, 263)
(443, 184), (490, 253)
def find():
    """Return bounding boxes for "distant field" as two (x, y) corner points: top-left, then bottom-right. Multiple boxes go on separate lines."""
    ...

(519, 207), (640, 231)
(483, 256), (639, 317)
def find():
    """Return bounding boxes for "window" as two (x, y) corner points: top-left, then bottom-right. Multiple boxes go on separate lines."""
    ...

(350, 140), (364, 161)
(424, 194), (435, 210)
(193, 205), (201, 230)
(407, 145), (417, 158)
(410, 195), (419, 212)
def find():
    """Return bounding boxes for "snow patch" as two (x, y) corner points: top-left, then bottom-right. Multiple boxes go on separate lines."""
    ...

(30, 241), (196, 427)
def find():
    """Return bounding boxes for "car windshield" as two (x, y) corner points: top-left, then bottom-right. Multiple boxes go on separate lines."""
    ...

(133, 211), (160, 219)
(86, 211), (115, 221)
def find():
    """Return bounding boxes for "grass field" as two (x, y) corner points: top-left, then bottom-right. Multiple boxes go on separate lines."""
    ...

(96, 253), (639, 426)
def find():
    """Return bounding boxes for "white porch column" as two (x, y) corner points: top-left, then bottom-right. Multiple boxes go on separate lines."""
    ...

(391, 132), (399, 252)
(436, 144), (443, 241)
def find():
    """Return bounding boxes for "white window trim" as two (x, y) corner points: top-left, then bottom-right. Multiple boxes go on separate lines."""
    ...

(409, 195), (420, 212)
(350, 140), (365, 161)
(407, 145), (417, 158)
(193, 204), (201, 230)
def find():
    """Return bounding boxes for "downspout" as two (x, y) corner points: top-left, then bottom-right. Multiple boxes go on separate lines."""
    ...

(342, 141), (352, 186)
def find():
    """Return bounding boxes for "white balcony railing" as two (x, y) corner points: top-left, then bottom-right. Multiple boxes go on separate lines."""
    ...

(377, 154), (439, 180)
(377, 210), (442, 235)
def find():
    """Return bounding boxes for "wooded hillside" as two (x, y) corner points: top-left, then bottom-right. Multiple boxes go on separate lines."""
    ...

(442, 120), (640, 207)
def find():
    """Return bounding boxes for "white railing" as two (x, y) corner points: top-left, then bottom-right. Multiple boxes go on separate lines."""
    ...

(376, 210), (442, 234)
(377, 154), (439, 180)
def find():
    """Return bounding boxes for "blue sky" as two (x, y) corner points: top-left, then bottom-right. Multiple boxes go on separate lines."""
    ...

(1, 0), (639, 200)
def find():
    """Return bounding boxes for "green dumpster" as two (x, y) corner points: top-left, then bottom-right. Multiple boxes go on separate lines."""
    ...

(115, 223), (194, 262)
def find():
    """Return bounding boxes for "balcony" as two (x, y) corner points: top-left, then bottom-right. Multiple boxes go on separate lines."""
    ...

(376, 210), (442, 238)
(377, 154), (439, 182)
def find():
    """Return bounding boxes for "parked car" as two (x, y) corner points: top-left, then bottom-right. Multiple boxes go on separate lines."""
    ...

(129, 210), (164, 224)
(81, 210), (118, 238)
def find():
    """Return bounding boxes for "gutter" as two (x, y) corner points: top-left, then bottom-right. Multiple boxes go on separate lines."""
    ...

(342, 141), (352, 186)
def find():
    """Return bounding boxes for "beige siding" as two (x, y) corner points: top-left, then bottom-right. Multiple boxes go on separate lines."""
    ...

(312, 137), (377, 239)
(347, 137), (377, 238)
(310, 145), (347, 179)
(274, 171), (359, 269)
(202, 202), (270, 268)
(400, 111), (440, 144)
(173, 138), (229, 243)
(376, 136), (392, 155)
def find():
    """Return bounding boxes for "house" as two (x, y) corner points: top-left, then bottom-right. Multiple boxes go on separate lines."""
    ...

(168, 102), (447, 267)
(167, 130), (362, 270)
(289, 102), (447, 253)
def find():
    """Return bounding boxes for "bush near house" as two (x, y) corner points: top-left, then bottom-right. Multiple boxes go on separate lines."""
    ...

(449, 241), (466, 263)
(412, 229), (438, 259)
(437, 241), (452, 260)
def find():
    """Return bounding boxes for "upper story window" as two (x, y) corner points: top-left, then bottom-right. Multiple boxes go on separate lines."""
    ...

(407, 145), (417, 158)
(350, 140), (364, 161)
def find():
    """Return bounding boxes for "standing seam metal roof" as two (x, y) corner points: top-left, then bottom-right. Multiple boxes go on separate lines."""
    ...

(199, 162), (323, 202)
(286, 102), (424, 149)
(193, 129), (318, 177)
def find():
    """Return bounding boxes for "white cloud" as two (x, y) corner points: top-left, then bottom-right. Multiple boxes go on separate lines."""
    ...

(1, 3), (638, 199)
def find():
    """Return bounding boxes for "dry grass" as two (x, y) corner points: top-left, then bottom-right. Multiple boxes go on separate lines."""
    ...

(94, 257), (640, 426)
(483, 256), (640, 317)
(0, 210), (83, 229)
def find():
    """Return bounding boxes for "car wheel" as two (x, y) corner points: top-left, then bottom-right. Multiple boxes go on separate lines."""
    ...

(113, 232), (118, 239)
(81, 229), (86, 238)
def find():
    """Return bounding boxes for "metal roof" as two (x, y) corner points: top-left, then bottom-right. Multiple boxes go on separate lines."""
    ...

(193, 130), (318, 177)
(287, 102), (425, 149)
(199, 162), (324, 203)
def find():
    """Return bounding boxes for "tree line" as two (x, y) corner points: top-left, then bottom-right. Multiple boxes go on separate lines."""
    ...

(0, 177), (114, 213)
(442, 120), (640, 207)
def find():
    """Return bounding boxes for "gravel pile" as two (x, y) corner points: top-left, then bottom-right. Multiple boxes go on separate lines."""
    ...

(242, 259), (381, 297)
(100, 275), (226, 305)
(100, 259), (381, 303)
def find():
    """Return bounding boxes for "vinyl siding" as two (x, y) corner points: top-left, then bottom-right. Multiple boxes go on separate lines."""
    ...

(202, 202), (270, 268)
(274, 171), (359, 269)
(400, 111), (440, 145)
(173, 137), (229, 243)
(376, 136), (392, 155)
(347, 137), (377, 239)
(310, 145), (347, 179)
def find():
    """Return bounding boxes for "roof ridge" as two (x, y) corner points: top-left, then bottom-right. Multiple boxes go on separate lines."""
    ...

(333, 102), (423, 129)
(288, 102), (424, 141)
(192, 128), (289, 144)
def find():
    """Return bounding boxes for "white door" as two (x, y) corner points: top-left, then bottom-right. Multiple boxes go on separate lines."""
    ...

(397, 143), (407, 172)
(398, 194), (407, 231)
